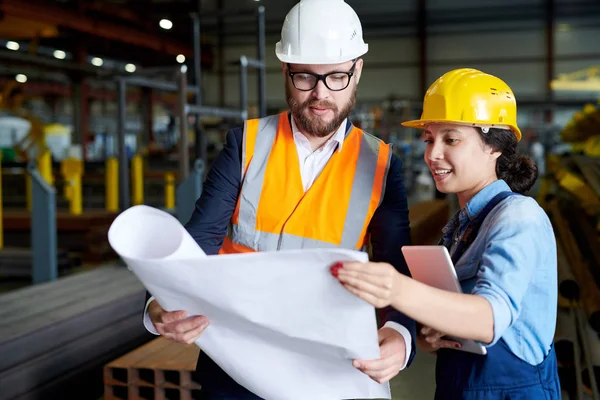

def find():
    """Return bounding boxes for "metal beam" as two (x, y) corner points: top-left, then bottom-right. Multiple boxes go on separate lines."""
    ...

(0, 0), (192, 56)
(0, 49), (110, 75)
(184, 105), (245, 120)
(123, 76), (199, 94)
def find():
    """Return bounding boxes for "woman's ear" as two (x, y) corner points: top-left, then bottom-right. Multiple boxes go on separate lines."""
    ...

(489, 149), (502, 162)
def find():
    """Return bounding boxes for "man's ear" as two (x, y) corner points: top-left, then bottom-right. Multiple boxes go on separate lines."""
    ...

(354, 58), (364, 85)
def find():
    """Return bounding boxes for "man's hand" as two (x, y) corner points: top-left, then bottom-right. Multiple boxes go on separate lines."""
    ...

(148, 301), (210, 344)
(416, 326), (461, 353)
(352, 327), (406, 384)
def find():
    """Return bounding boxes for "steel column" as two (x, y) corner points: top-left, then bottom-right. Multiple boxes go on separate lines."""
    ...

(176, 159), (205, 225)
(177, 69), (190, 181)
(117, 78), (129, 211)
(192, 12), (207, 165)
(28, 162), (57, 284)
(545, 0), (556, 123)
(240, 56), (249, 121)
(257, 5), (267, 117)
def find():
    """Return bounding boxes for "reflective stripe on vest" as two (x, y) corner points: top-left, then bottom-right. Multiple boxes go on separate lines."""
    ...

(220, 112), (391, 253)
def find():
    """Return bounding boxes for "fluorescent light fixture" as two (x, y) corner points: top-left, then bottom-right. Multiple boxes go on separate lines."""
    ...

(176, 54), (186, 63)
(160, 19), (173, 30)
(91, 57), (103, 67)
(125, 63), (136, 73)
(6, 41), (19, 51)
(53, 50), (66, 59)
(15, 74), (27, 83)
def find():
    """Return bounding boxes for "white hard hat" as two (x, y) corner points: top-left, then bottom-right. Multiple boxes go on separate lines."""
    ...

(275, 0), (368, 65)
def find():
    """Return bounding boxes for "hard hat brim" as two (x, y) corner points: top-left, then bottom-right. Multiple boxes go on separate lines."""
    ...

(401, 119), (522, 142)
(275, 42), (368, 65)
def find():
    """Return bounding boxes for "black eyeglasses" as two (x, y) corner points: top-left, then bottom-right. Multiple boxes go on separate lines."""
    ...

(287, 60), (357, 92)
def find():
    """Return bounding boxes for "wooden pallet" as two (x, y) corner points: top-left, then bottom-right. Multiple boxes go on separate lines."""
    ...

(104, 337), (201, 400)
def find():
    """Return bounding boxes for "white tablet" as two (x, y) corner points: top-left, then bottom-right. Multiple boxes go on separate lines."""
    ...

(401, 245), (487, 356)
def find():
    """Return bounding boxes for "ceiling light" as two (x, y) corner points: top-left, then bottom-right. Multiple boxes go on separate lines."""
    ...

(53, 50), (66, 60)
(176, 54), (186, 63)
(160, 19), (173, 30)
(6, 41), (19, 51)
(91, 57), (103, 67)
(125, 63), (136, 73)
(15, 74), (27, 83)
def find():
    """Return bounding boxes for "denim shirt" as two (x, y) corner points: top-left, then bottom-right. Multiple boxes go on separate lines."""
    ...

(440, 180), (557, 365)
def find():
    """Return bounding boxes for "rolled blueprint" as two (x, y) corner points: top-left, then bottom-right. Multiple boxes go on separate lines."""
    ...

(108, 205), (390, 400)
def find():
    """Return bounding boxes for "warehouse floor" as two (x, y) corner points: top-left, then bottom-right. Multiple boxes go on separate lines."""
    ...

(389, 348), (437, 399)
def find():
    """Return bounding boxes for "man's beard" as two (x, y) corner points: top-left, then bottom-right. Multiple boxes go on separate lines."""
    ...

(286, 84), (356, 138)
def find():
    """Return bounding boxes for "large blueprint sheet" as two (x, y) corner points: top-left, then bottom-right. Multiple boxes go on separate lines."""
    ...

(108, 205), (390, 400)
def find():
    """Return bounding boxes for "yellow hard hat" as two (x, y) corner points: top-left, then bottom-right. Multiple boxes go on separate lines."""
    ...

(402, 68), (522, 141)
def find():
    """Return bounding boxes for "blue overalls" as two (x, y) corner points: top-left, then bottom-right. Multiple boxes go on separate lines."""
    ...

(434, 191), (561, 400)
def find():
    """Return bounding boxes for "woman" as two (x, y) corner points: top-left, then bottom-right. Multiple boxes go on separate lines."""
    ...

(332, 68), (560, 399)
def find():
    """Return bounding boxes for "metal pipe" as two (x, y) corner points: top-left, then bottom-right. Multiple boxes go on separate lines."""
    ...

(177, 68), (190, 181)
(117, 78), (129, 211)
(124, 76), (178, 92)
(184, 105), (245, 119)
(257, 5), (267, 117)
(243, 58), (265, 69)
(124, 75), (200, 94)
(195, 8), (263, 18)
(240, 56), (249, 121)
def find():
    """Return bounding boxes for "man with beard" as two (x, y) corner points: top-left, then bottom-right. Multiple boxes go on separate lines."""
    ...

(143, 0), (415, 398)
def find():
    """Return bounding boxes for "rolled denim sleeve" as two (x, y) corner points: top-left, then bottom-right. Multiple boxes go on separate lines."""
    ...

(473, 198), (553, 346)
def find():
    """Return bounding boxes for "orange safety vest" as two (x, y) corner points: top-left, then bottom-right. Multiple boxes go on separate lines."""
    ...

(219, 112), (392, 254)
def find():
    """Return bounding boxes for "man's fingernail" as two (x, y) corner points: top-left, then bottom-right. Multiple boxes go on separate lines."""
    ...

(353, 361), (360, 368)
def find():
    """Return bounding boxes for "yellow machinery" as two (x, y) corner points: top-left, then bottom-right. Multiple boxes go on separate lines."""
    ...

(131, 154), (144, 206)
(1, 81), (55, 210)
(60, 157), (83, 215)
(105, 157), (119, 212)
(164, 172), (175, 210)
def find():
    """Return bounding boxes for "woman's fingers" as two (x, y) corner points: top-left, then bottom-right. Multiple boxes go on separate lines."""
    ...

(342, 283), (390, 308)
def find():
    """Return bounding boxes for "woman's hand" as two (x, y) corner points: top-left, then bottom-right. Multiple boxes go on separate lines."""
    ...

(417, 326), (462, 353)
(331, 261), (401, 308)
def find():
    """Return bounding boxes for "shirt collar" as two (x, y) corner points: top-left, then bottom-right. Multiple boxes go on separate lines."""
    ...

(291, 116), (346, 152)
(464, 179), (512, 221)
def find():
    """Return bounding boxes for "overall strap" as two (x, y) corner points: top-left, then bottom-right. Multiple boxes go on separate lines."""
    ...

(451, 191), (519, 265)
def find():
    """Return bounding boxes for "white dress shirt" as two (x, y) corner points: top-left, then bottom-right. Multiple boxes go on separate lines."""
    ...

(143, 117), (412, 369)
